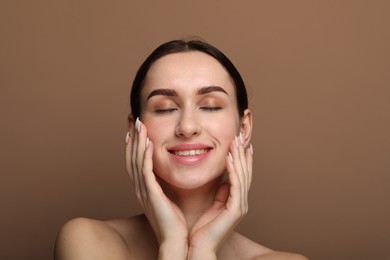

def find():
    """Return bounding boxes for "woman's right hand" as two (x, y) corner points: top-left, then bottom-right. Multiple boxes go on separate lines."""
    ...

(125, 118), (188, 259)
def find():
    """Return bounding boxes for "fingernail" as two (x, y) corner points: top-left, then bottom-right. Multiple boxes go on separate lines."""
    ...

(240, 131), (244, 145)
(228, 152), (233, 163)
(125, 132), (130, 144)
(146, 137), (150, 148)
(135, 117), (141, 132)
(250, 143), (253, 155)
(235, 136), (240, 149)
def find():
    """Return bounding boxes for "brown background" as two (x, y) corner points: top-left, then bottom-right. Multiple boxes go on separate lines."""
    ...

(1, 1), (389, 259)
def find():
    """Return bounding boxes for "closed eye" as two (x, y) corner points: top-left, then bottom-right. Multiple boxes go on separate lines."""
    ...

(155, 108), (178, 114)
(200, 107), (222, 111)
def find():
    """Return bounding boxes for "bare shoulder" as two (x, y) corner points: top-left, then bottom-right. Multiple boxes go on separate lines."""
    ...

(54, 217), (131, 260)
(105, 214), (155, 242)
(55, 215), (158, 260)
(223, 232), (308, 260)
(254, 250), (309, 260)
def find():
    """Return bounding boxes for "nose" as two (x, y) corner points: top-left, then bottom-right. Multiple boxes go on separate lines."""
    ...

(175, 108), (201, 138)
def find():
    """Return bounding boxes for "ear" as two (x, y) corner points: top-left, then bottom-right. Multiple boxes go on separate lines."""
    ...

(240, 109), (253, 147)
(127, 113), (136, 137)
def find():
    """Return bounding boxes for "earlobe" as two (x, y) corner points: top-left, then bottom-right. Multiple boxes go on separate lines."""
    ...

(240, 109), (253, 146)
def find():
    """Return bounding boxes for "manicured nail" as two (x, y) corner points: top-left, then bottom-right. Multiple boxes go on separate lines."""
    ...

(240, 131), (244, 145)
(235, 136), (240, 149)
(250, 143), (253, 156)
(228, 152), (233, 163)
(146, 137), (150, 148)
(125, 132), (130, 144)
(135, 117), (141, 132)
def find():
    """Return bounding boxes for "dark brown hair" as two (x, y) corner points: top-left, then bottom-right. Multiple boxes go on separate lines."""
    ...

(130, 39), (248, 118)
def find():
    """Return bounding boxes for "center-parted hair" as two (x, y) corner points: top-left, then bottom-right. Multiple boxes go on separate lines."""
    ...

(130, 39), (248, 119)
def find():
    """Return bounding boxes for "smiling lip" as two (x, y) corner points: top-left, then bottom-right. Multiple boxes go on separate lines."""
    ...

(168, 143), (212, 165)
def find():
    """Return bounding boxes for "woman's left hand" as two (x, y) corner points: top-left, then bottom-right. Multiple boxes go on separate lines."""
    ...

(187, 134), (253, 259)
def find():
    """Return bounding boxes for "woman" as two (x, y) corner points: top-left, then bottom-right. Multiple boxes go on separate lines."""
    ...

(55, 39), (307, 259)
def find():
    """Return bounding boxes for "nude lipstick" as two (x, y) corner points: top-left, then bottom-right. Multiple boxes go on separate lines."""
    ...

(168, 143), (212, 165)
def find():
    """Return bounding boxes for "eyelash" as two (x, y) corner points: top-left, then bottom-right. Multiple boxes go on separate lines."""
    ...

(154, 107), (222, 114)
(200, 106), (222, 111)
(155, 108), (177, 114)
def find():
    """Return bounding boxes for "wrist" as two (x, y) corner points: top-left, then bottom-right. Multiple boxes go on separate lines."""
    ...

(187, 247), (217, 260)
(159, 240), (188, 260)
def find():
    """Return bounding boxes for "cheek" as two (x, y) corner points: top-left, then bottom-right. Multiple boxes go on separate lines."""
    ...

(208, 116), (238, 145)
(143, 119), (172, 144)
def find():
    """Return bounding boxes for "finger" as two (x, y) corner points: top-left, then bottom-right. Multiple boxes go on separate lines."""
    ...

(239, 136), (252, 212)
(225, 142), (241, 211)
(125, 132), (134, 181)
(226, 150), (238, 187)
(238, 133), (251, 197)
(132, 118), (143, 204)
(135, 119), (149, 204)
(232, 136), (245, 190)
(142, 139), (164, 198)
(230, 135), (248, 212)
(246, 143), (253, 189)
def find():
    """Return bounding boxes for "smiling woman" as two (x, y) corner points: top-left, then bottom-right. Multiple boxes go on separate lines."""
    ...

(54, 39), (308, 260)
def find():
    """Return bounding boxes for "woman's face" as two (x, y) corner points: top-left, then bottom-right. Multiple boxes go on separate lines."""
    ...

(139, 51), (246, 189)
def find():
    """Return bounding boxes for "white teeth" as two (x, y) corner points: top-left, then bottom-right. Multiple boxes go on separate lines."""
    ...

(173, 149), (208, 156)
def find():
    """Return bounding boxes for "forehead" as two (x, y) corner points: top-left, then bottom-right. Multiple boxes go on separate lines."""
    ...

(143, 51), (235, 94)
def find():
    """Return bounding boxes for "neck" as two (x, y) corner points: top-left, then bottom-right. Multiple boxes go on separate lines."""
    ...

(159, 177), (223, 230)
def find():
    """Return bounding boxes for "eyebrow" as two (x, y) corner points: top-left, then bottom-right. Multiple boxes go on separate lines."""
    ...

(196, 86), (228, 95)
(146, 86), (228, 100)
(147, 89), (177, 100)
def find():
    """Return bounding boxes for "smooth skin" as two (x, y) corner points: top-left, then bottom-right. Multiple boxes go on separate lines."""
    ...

(128, 119), (252, 259)
(54, 52), (307, 260)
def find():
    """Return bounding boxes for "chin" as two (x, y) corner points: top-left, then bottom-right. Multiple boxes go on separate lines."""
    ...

(158, 172), (224, 191)
(153, 157), (227, 190)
